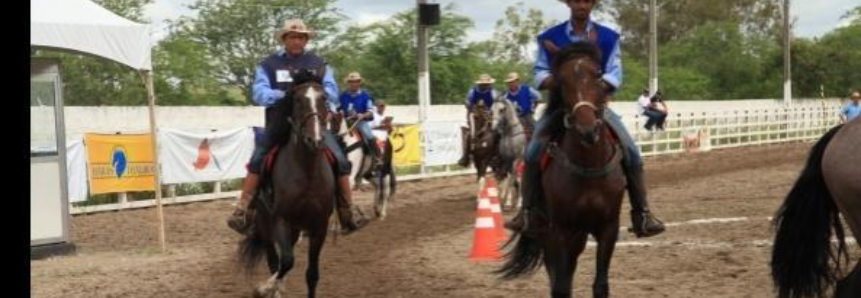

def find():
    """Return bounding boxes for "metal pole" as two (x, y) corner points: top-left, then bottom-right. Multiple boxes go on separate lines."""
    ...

(417, 0), (431, 124)
(783, 0), (792, 106)
(417, 0), (431, 174)
(144, 70), (167, 252)
(649, 0), (658, 94)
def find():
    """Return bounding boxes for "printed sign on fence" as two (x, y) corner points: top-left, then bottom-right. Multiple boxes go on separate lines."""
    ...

(84, 133), (156, 194)
(159, 127), (255, 184)
(423, 121), (463, 166)
(391, 124), (422, 166)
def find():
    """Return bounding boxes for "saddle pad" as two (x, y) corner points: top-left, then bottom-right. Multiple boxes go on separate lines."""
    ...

(263, 145), (336, 173)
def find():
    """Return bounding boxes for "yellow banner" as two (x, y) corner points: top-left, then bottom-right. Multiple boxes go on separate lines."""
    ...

(390, 124), (422, 166)
(85, 133), (156, 194)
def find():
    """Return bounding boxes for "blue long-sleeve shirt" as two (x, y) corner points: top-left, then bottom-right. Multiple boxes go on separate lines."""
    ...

(534, 19), (622, 91)
(252, 49), (340, 112)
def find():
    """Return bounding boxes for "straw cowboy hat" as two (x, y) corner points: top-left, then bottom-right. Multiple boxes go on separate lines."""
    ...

(344, 71), (363, 83)
(503, 72), (521, 83)
(475, 73), (496, 84)
(274, 19), (316, 42)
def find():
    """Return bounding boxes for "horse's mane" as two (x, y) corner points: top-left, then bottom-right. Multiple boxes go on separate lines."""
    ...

(265, 69), (325, 148)
(544, 41), (603, 119)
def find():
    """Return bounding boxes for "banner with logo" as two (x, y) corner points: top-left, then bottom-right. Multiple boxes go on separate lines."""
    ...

(84, 133), (156, 194)
(390, 124), (422, 166)
(422, 121), (463, 166)
(159, 127), (255, 184)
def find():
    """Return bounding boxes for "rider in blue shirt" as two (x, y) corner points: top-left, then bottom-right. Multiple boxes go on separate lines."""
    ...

(339, 71), (382, 164)
(502, 72), (542, 137)
(842, 91), (861, 123)
(506, 0), (665, 238)
(459, 73), (500, 167)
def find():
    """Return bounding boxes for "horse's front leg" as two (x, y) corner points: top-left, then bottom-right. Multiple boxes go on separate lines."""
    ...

(592, 222), (619, 298)
(305, 226), (327, 298)
(255, 220), (296, 298)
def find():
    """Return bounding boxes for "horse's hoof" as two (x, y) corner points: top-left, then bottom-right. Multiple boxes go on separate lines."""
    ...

(252, 288), (268, 298)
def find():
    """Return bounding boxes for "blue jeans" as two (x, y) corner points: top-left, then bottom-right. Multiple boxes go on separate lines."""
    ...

(642, 109), (667, 130)
(356, 120), (377, 149)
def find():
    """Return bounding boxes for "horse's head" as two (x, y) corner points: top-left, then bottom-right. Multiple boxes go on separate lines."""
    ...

(473, 101), (491, 129)
(289, 75), (328, 150)
(491, 97), (512, 132)
(552, 42), (606, 146)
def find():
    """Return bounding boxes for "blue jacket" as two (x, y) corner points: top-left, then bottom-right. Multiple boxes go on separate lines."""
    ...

(339, 89), (375, 114)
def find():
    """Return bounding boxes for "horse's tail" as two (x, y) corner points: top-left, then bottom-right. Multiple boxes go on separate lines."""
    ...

(496, 232), (544, 279)
(771, 124), (848, 298)
(238, 194), (273, 275)
(238, 230), (268, 275)
(388, 164), (397, 197)
(384, 139), (397, 197)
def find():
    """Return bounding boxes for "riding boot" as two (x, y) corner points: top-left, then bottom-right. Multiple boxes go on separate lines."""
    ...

(227, 172), (260, 234)
(362, 142), (383, 180)
(368, 139), (382, 169)
(335, 175), (369, 235)
(458, 126), (472, 167)
(503, 139), (547, 237)
(626, 165), (666, 237)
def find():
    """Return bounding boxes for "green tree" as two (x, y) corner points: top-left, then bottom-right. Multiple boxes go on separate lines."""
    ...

(485, 2), (555, 62)
(790, 22), (861, 98)
(324, 4), (479, 105)
(152, 31), (239, 105)
(604, 0), (782, 59)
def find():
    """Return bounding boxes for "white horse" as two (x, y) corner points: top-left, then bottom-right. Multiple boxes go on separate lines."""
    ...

(491, 97), (527, 210)
(335, 116), (397, 219)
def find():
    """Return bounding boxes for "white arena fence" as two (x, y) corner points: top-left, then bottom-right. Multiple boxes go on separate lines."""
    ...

(48, 99), (845, 215)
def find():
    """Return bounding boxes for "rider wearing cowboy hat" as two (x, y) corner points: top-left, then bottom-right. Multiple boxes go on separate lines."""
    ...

(502, 71), (542, 137)
(506, 0), (666, 238)
(339, 71), (383, 165)
(458, 73), (500, 167)
(227, 19), (368, 236)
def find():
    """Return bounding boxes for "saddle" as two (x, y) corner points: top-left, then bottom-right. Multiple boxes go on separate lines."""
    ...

(263, 143), (336, 174)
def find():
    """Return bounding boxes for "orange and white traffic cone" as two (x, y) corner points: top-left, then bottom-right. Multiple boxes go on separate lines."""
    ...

(482, 178), (507, 240)
(469, 197), (503, 262)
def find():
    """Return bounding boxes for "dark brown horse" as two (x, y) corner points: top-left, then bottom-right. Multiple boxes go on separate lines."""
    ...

(497, 42), (626, 298)
(470, 101), (499, 186)
(238, 76), (334, 298)
(771, 117), (861, 298)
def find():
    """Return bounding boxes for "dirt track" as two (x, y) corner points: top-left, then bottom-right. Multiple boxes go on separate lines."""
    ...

(31, 142), (860, 297)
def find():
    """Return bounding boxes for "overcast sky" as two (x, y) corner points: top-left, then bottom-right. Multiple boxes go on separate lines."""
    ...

(144, 0), (859, 42)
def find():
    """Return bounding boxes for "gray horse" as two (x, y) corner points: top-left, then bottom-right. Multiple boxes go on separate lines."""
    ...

(491, 97), (528, 210)
(772, 117), (861, 298)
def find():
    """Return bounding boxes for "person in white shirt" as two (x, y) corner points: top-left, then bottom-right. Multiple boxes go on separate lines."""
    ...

(638, 88), (668, 131)
(370, 100), (393, 132)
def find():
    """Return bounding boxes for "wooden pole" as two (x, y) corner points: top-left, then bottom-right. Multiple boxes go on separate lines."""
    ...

(143, 70), (167, 252)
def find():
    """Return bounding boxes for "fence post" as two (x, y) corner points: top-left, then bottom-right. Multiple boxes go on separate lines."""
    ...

(167, 185), (177, 204)
(118, 192), (128, 207)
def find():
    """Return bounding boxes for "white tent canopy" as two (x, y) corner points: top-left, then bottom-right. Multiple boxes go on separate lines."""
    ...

(30, 0), (167, 250)
(30, 0), (152, 70)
